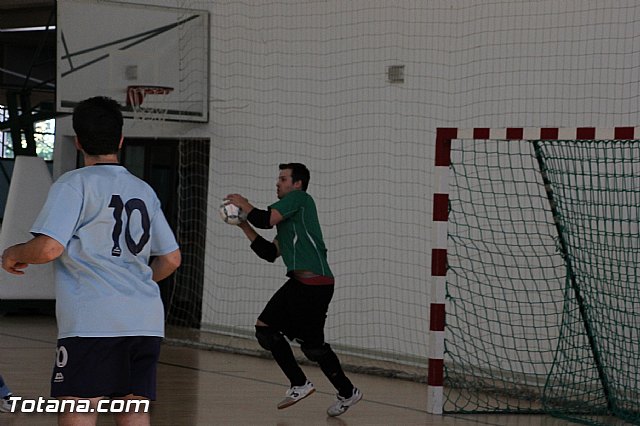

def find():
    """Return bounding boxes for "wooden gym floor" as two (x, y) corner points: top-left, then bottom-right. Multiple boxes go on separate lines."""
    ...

(0, 313), (573, 426)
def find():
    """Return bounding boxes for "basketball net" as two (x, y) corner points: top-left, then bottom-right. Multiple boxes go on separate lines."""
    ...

(126, 85), (174, 122)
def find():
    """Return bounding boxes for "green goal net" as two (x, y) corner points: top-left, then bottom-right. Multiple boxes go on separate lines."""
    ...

(446, 138), (640, 426)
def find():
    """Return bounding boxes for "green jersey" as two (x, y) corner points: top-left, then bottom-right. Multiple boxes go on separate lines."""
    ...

(270, 190), (333, 278)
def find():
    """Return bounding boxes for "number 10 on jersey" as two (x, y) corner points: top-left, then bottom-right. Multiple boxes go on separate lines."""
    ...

(108, 195), (151, 257)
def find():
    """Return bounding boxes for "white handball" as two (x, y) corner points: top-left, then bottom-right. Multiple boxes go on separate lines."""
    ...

(219, 199), (247, 225)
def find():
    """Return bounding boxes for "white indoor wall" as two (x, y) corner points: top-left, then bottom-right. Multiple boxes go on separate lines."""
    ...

(447, 1), (640, 128)
(202, 1), (448, 361)
(53, 0), (640, 365)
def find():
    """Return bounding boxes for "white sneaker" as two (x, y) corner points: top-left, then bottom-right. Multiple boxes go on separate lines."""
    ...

(327, 387), (362, 417)
(277, 380), (315, 409)
(0, 394), (16, 413)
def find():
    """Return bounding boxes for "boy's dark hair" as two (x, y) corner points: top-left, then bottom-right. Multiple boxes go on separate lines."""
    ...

(279, 163), (310, 191)
(72, 96), (123, 155)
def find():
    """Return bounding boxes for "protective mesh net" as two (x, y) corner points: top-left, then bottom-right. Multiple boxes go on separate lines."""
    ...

(446, 138), (640, 426)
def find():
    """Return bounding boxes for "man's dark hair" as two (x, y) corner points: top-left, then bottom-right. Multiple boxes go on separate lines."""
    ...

(280, 163), (310, 191)
(72, 96), (123, 155)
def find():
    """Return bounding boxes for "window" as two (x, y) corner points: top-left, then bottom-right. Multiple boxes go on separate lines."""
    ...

(0, 104), (55, 160)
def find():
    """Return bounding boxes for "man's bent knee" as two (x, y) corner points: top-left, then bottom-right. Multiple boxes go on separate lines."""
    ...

(255, 326), (285, 351)
(300, 342), (332, 362)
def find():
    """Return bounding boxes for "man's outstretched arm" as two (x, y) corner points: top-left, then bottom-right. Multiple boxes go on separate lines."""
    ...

(1, 235), (64, 275)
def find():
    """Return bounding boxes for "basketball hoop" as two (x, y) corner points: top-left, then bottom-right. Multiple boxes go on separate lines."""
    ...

(126, 85), (174, 121)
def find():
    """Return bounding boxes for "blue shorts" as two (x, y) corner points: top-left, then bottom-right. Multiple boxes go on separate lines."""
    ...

(51, 336), (162, 400)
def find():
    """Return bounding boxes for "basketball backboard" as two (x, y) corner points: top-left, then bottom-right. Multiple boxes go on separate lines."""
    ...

(57, 0), (209, 122)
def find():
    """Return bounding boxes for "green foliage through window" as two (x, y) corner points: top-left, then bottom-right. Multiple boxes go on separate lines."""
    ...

(1, 105), (55, 160)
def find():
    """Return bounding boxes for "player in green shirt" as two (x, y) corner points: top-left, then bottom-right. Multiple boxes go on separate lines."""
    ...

(227, 163), (362, 417)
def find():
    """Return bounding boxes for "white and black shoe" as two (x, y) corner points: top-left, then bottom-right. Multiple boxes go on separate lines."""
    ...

(327, 387), (362, 417)
(0, 394), (16, 413)
(277, 380), (316, 409)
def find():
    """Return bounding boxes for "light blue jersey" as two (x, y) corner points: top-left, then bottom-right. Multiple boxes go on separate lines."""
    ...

(30, 164), (178, 339)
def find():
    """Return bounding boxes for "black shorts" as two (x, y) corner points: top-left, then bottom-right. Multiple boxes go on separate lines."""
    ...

(51, 336), (162, 400)
(258, 278), (334, 343)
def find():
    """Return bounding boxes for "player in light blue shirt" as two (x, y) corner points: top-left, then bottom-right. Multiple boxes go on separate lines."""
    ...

(30, 162), (177, 339)
(1, 96), (181, 426)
